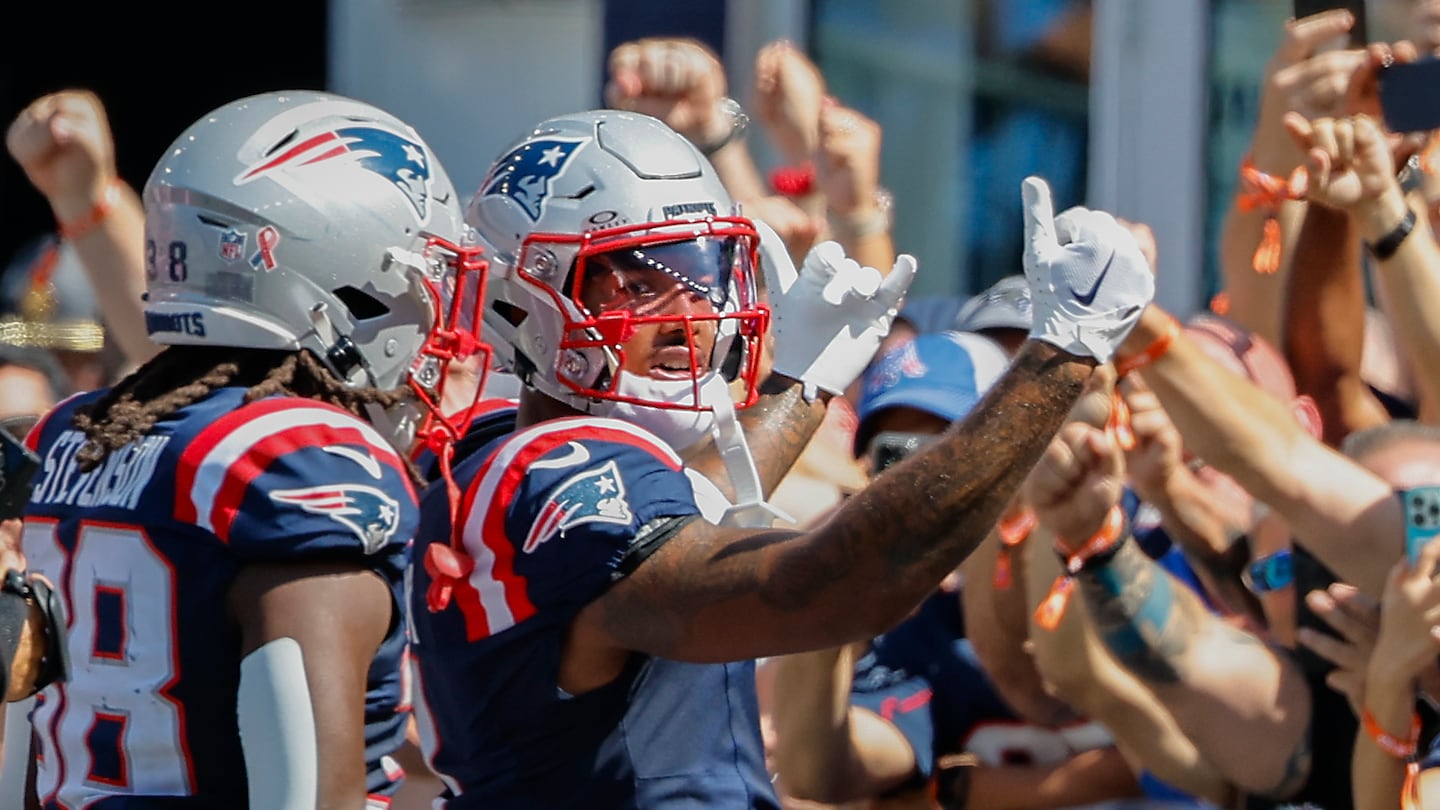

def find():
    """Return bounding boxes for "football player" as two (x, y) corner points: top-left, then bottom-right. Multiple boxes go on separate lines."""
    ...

(407, 108), (1154, 807)
(20, 90), (486, 808)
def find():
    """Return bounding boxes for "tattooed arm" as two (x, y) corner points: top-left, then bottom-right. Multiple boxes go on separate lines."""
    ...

(1026, 415), (1313, 799)
(683, 376), (829, 500)
(560, 342), (1092, 690)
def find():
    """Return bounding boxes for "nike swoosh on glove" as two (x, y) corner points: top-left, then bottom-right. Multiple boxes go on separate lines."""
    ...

(756, 219), (917, 399)
(1021, 176), (1154, 363)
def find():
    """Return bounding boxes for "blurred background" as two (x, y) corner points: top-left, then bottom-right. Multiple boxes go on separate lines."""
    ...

(0, 0), (1421, 316)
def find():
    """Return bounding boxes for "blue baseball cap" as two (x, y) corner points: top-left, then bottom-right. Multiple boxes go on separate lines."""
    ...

(855, 330), (1010, 455)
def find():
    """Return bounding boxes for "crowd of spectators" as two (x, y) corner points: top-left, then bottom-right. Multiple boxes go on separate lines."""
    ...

(7, 4), (1440, 810)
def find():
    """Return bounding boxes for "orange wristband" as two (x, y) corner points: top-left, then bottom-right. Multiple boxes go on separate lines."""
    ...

(1114, 314), (1180, 377)
(1236, 155), (1304, 275)
(57, 179), (122, 242)
(1034, 505), (1127, 631)
(1361, 705), (1419, 760)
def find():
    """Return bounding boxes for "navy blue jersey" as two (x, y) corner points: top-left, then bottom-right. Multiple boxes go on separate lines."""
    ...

(21, 387), (414, 808)
(851, 591), (1113, 786)
(409, 415), (780, 809)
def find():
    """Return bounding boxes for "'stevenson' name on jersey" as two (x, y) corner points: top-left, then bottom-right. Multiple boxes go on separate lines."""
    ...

(30, 430), (170, 510)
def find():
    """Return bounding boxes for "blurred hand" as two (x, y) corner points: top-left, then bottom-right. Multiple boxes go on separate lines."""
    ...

(1296, 582), (1379, 717)
(1283, 111), (1419, 243)
(1253, 10), (1368, 172)
(1369, 536), (1440, 689)
(1117, 373), (1184, 505)
(605, 38), (730, 145)
(745, 196), (823, 266)
(1412, 0), (1440, 55)
(1026, 420), (1127, 546)
(6, 89), (118, 217)
(752, 39), (827, 165)
(815, 104), (882, 218)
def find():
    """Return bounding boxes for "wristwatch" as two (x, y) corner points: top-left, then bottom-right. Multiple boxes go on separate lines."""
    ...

(1241, 548), (1294, 595)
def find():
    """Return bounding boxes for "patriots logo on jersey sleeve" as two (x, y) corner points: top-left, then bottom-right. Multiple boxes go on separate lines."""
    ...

(481, 137), (587, 222)
(271, 484), (400, 555)
(521, 459), (633, 553)
(235, 125), (434, 222)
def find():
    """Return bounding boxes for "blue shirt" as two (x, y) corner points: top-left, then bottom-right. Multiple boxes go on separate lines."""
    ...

(409, 413), (779, 809)
(23, 387), (413, 808)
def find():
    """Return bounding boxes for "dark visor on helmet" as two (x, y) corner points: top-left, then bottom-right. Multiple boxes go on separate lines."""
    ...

(588, 236), (738, 311)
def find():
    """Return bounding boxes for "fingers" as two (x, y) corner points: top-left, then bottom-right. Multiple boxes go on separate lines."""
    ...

(875, 254), (918, 307)
(1084, 422), (1125, 481)
(1393, 39), (1422, 64)
(753, 40), (784, 94)
(6, 89), (109, 169)
(1296, 623), (1365, 671)
(1352, 113), (1387, 151)
(606, 39), (723, 101)
(1310, 116), (1342, 165)
(1411, 533), (1440, 578)
(1334, 117), (1355, 162)
(1021, 176), (1059, 256)
(797, 240), (851, 304)
(1054, 206), (1131, 251)
(1305, 587), (1377, 644)
(1027, 431), (1084, 508)
(819, 254), (865, 305)
(1276, 9), (1355, 66)
(1327, 581), (1381, 625)
(800, 240), (847, 279)
(1282, 110), (1315, 151)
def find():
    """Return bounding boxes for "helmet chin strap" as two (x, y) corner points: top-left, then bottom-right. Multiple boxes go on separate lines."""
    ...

(597, 372), (789, 527)
(704, 375), (793, 529)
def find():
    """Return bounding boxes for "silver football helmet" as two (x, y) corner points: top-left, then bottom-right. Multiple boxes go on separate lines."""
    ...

(143, 90), (489, 448)
(465, 109), (767, 436)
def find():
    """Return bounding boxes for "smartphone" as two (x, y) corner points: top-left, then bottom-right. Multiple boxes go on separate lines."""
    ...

(1380, 58), (1440, 134)
(867, 431), (937, 474)
(1292, 0), (1367, 49)
(1401, 485), (1440, 565)
(0, 422), (40, 521)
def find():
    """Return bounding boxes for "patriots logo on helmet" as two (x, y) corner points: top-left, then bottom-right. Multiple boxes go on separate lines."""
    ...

(235, 125), (434, 223)
(270, 484), (400, 555)
(522, 459), (633, 554)
(481, 137), (588, 222)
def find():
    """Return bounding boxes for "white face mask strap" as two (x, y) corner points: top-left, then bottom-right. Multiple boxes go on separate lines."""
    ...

(705, 375), (793, 528)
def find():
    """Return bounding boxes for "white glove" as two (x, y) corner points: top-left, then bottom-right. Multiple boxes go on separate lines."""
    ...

(1021, 176), (1154, 363)
(756, 219), (917, 399)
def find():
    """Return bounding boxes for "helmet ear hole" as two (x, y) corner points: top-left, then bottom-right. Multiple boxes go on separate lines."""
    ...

(333, 286), (390, 320)
(491, 300), (528, 328)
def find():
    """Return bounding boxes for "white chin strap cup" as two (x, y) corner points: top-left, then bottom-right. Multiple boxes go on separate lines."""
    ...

(706, 378), (794, 529)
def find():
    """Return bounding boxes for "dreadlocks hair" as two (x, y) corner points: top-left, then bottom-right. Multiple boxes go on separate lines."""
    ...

(72, 345), (416, 475)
